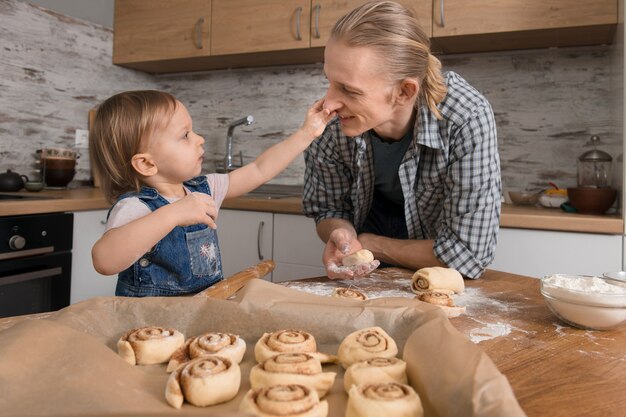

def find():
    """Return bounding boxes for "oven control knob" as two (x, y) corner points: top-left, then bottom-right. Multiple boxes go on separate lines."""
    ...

(9, 235), (26, 250)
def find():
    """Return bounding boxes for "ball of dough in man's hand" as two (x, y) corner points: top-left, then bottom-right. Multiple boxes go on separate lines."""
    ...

(342, 249), (375, 267)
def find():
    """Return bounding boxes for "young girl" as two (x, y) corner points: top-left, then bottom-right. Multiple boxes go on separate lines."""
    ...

(90, 90), (334, 297)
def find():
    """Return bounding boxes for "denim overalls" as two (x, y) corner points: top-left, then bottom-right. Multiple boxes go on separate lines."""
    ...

(113, 176), (223, 297)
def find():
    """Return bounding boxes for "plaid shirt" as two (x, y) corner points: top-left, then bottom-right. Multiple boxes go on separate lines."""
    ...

(303, 72), (501, 278)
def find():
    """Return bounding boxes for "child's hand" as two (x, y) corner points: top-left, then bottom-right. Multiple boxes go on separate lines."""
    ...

(301, 99), (336, 138)
(170, 192), (218, 229)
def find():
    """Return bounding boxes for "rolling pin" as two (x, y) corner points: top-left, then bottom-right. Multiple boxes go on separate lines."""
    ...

(194, 259), (275, 299)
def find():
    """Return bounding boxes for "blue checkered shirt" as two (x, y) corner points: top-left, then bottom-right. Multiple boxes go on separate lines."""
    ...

(303, 71), (501, 278)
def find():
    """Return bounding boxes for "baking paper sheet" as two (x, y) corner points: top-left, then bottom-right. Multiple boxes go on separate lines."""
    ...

(0, 279), (525, 416)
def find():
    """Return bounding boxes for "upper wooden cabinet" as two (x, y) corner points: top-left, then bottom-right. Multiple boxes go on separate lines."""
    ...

(113, 0), (212, 64)
(112, 0), (619, 73)
(309, 0), (432, 47)
(211, 0), (311, 55)
(432, 0), (618, 53)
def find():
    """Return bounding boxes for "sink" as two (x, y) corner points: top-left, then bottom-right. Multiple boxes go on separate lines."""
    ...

(244, 184), (303, 199)
(0, 193), (55, 201)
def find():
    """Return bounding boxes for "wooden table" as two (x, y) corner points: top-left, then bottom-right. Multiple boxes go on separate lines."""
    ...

(284, 268), (626, 417)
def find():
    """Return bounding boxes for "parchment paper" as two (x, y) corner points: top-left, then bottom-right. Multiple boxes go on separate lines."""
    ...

(0, 279), (525, 417)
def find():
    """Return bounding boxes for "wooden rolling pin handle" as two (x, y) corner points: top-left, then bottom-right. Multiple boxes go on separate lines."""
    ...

(194, 259), (276, 299)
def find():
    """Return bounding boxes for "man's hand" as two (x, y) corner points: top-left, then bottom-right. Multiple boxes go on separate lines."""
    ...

(323, 228), (379, 279)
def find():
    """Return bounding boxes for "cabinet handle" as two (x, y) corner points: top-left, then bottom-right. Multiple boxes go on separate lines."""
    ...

(439, 0), (445, 27)
(195, 17), (205, 49)
(257, 220), (265, 260)
(313, 4), (321, 39)
(295, 6), (303, 41)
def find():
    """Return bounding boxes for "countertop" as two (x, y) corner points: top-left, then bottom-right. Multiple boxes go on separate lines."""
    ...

(285, 268), (626, 417)
(0, 187), (623, 234)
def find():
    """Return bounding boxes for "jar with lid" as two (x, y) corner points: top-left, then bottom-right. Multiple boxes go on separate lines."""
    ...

(577, 135), (613, 188)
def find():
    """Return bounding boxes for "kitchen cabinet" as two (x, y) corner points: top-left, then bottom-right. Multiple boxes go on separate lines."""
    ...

(490, 228), (623, 278)
(308, 0), (432, 47)
(70, 210), (117, 303)
(113, 0), (212, 67)
(431, 0), (618, 53)
(113, 0), (616, 73)
(218, 210), (326, 282)
(218, 209), (274, 280)
(272, 213), (326, 282)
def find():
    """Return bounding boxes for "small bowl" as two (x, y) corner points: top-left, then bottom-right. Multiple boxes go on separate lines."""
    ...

(508, 191), (540, 206)
(567, 187), (617, 215)
(540, 274), (626, 330)
(24, 181), (44, 192)
(538, 193), (568, 208)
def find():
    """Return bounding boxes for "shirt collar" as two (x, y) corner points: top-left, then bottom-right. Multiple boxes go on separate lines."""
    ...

(414, 105), (444, 150)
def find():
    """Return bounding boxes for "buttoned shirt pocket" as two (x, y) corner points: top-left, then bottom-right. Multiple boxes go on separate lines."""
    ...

(186, 227), (221, 277)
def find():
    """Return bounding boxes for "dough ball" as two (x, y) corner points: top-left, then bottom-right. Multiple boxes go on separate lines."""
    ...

(342, 249), (375, 267)
(117, 326), (184, 366)
(165, 356), (241, 408)
(346, 382), (423, 417)
(338, 326), (398, 369)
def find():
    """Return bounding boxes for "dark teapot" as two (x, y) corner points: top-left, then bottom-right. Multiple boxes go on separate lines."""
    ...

(0, 170), (29, 192)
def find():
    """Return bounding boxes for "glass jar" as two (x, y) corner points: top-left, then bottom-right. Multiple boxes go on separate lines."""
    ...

(577, 135), (612, 189)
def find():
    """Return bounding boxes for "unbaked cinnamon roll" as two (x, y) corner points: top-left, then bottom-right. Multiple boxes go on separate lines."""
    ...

(240, 384), (329, 417)
(167, 332), (246, 372)
(417, 291), (454, 307)
(343, 357), (407, 392)
(332, 287), (368, 300)
(250, 353), (336, 398)
(411, 267), (464, 294)
(338, 326), (398, 369)
(117, 326), (184, 365)
(255, 330), (337, 364)
(165, 356), (241, 408)
(346, 382), (423, 417)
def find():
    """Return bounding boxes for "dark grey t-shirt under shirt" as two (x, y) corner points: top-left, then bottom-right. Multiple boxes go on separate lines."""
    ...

(370, 128), (413, 207)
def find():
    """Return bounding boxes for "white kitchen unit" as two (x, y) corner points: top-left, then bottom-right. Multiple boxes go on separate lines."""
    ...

(218, 209), (274, 280)
(272, 213), (326, 282)
(71, 210), (117, 303)
(490, 228), (623, 278)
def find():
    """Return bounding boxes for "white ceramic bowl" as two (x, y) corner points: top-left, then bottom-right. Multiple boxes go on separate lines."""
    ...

(540, 274), (626, 330)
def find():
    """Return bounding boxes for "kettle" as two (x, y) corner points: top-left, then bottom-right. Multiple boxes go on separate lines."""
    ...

(0, 170), (29, 192)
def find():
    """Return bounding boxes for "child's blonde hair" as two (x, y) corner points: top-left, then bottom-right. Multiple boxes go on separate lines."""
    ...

(90, 90), (177, 203)
(331, 1), (447, 119)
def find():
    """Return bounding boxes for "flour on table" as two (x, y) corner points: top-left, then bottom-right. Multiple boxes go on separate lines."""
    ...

(469, 322), (512, 343)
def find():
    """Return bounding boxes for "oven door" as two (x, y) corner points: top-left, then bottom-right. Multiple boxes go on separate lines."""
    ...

(0, 251), (71, 318)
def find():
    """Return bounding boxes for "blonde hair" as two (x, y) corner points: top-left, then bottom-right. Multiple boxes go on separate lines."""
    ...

(331, 1), (447, 119)
(89, 90), (177, 203)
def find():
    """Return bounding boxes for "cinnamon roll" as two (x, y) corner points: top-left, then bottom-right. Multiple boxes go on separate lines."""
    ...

(117, 326), (184, 365)
(411, 267), (464, 294)
(343, 357), (407, 392)
(332, 287), (368, 300)
(250, 353), (336, 398)
(167, 332), (246, 372)
(165, 356), (241, 408)
(346, 382), (423, 417)
(338, 326), (398, 369)
(255, 330), (337, 364)
(417, 291), (454, 307)
(240, 384), (329, 417)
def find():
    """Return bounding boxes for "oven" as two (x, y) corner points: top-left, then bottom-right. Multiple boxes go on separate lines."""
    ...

(0, 212), (73, 318)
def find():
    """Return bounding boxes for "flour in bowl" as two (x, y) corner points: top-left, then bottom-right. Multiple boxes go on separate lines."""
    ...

(542, 274), (626, 295)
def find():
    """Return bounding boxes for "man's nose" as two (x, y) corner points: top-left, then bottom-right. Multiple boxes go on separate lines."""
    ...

(323, 87), (342, 113)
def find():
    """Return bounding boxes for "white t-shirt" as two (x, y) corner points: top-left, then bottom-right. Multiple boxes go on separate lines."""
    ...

(106, 174), (229, 231)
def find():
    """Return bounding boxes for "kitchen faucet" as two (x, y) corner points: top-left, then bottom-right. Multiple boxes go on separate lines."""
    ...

(223, 115), (254, 172)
